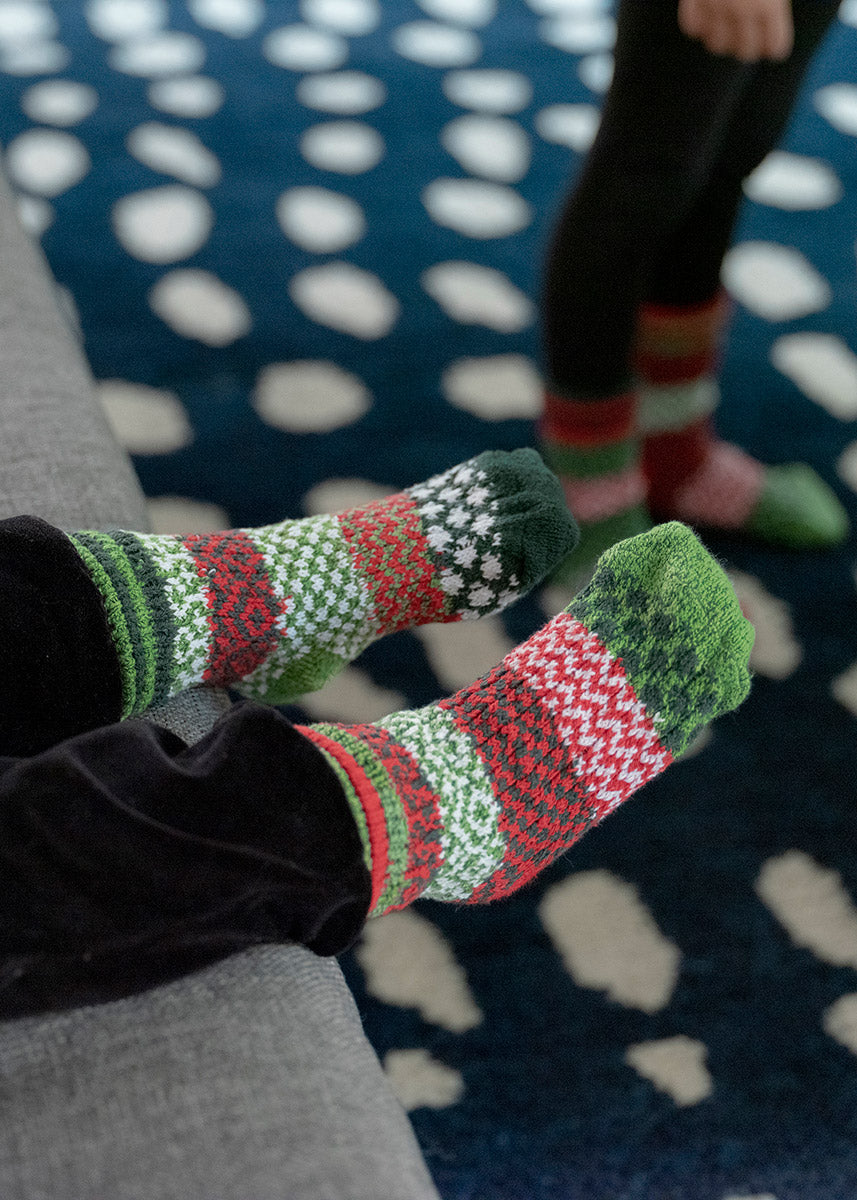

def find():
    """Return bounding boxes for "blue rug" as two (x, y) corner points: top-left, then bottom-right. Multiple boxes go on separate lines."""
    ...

(3, 3), (857, 1197)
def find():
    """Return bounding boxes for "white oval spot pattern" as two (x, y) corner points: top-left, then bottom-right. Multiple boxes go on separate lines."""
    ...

(253, 359), (373, 431)
(743, 151), (842, 211)
(263, 24), (348, 71)
(289, 262), (399, 339)
(301, 0), (380, 36)
(422, 262), (535, 331)
(300, 120), (385, 174)
(86, 0), (167, 41)
(109, 32), (207, 77)
(302, 475), (393, 516)
(535, 102), (600, 151)
(148, 75), (225, 117)
(296, 665), (405, 723)
(21, 79), (98, 126)
(417, 0), (496, 27)
(770, 334), (857, 421)
(727, 571), (803, 680)
(722, 242), (831, 322)
(423, 177), (532, 238)
(5, 128), (90, 197)
(146, 495), (231, 534)
(296, 70), (386, 114)
(814, 83), (857, 137)
(97, 379), (194, 454)
(188, 0), (264, 38)
(624, 1037), (714, 1108)
(112, 185), (214, 263)
(149, 269), (252, 346)
(541, 12), (616, 53)
(392, 21), (481, 68)
(127, 122), (222, 187)
(442, 68), (532, 113)
(384, 1049), (466, 1112)
(441, 114), (531, 182)
(442, 354), (542, 418)
(417, 616), (515, 693)
(277, 186), (366, 252)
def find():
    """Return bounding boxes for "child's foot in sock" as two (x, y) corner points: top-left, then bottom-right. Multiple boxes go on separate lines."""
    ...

(299, 521), (754, 916)
(1, 449), (578, 755)
(539, 388), (652, 589)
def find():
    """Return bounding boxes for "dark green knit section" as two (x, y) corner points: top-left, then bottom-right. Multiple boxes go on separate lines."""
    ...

(111, 529), (179, 707)
(568, 522), (754, 756)
(68, 536), (137, 719)
(541, 437), (638, 480)
(746, 463), (849, 549)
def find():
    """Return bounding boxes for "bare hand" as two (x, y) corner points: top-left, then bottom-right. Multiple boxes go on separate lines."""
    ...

(678, 0), (794, 63)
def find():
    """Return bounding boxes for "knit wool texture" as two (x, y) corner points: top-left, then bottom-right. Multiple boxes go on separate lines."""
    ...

(301, 522), (754, 917)
(68, 449), (578, 716)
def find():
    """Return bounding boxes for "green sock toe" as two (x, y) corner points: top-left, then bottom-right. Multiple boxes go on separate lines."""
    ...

(549, 504), (652, 591)
(569, 521), (754, 756)
(746, 463), (850, 549)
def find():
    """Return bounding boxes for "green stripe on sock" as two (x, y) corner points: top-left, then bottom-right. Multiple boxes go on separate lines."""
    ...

(541, 438), (637, 480)
(112, 529), (178, 707)
(314, 722), (410, 916)
(310, 738), (373, 875)
(69, 535), (138, 718)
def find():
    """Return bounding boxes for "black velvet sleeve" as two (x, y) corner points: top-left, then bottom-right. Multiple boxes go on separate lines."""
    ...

(0, 701), (371, 1018)
(0, 515), (124, 756)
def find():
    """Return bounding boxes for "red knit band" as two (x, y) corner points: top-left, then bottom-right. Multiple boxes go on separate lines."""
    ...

(634, 347), (719, 386)
(297, 725), (389, 914)
(642, 417), (713, 512)
(541, 390), (637, 447)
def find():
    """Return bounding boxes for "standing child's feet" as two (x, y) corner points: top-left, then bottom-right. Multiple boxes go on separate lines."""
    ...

(0, 449), (579, 755)
(300, 522), (754, 916)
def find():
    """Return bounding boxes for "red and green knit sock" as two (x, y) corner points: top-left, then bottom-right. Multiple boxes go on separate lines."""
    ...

(299, 522), (754, 915)
(64, 449), (578, 718)
(637, 294), (849, 548)
(539, 388), (651, 587)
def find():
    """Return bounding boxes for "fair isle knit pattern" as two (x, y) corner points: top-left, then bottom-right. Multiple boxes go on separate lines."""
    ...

(299, 523), (755, 917)
(68, 449), (576, 716)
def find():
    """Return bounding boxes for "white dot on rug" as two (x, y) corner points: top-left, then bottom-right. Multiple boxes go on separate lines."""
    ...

(422, 262), (534, 332)
(357, 909), (484, 1032)
(442, 68), (532, 113)
(290, 263), (399, 338)
(263, 24), (348, 71)
(112, 185), (214, 264)
(823, 993), (857, 1058)
(15, 194), (54, 236)
(277, 186), (366, 252)
(418, 616), (515, 693)
(541, 13), (616, 53)
(5, 128), (90, 197)
(149, 269), (252, 346)
(837, 441), (857, 495)
(0, 3), (57, 43)
(296, 70), (386, 113)
(624, 1037), (713, 1107)
(127, 123), (221, 187)
(296, 665), (404, 724)
(441, 114), (531, 182)
(526, 0), (612, 12)
(384, 1050), (465, 1113)
(442, 354), (541, 417)
(302, 475), (393, 516)
(86, 0), (167, 40)
(814, 83), (857, 137)
(743, 151), (842, 211)
(539, 871), (681, 1012)
(300, 120), (384, 173)
(416, 0), (496, 27)
(253, 360), (373, 431)
(0, 41), (69, 75)
(148, 76), (224, 117)
(535, 102), (600, 151)
(757, 851), (857, 968)
(21, 79), (98, 126)
(391, 21), (481, 68)
(97, 379), (194, 454)
(770, 333), (857, 420)
(726, 571), (802, 680)
(146, 495), (231, 535)
(423, 177), (532, 238)
(188, 0), (263, 37)
(109, 32), (206, 77)
(578, 51), (613, 93)
(722, 241), (831, 321)
(300, 0), (380, 36)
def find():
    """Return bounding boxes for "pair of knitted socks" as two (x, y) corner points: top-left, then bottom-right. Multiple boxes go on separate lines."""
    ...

(541, 294), (849, 584)
(1, 449), (754, 922)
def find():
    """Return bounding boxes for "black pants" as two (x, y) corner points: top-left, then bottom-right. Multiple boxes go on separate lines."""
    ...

(0, 703), (370, 1019)
(543, 0), (841, 396)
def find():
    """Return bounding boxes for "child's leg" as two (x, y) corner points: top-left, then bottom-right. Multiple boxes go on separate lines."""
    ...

(1, 522), (753, 1017)
(638, 0), (846, 547)
(1, 449), (578, 756)
(540, 0), (757, 580)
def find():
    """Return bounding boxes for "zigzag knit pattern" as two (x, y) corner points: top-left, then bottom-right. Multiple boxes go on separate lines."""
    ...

(300, 523), (755, 916)
(68, 449), (577, 714)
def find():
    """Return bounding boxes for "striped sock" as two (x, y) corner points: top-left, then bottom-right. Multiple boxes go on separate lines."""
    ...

(539, 388), (651, 586)
(64, 449), (578, 719)
(299, 522), (754, 916)
(638, 295), (849, 548)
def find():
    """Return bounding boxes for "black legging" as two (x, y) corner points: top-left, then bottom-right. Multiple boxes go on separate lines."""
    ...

(0, 703), (370, 1019)
(543, 0), (841, 397)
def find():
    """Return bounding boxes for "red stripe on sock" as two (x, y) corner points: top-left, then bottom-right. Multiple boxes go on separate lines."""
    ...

(634, 347), (718, 386)
(183, 531), (286, 686)
(642, 417), (713, 512)
(636, 293), (730, 384)
(298, 725), (390, 914)
(345, 723), (445, 909)
(337, 492), (450, 632)
(541, 390), (636, 447)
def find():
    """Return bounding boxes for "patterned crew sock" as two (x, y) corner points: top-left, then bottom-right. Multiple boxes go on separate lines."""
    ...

(1, 450), (579, 756)
(298, 522), (754, 917)
(638, 294), (849, 548)
(538, 388), (651, 587)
